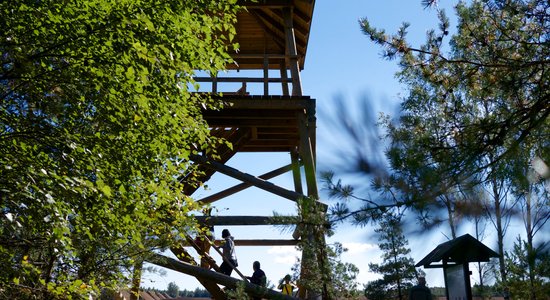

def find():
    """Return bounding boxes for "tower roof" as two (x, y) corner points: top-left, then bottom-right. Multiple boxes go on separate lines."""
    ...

(230, 0), (315, 70)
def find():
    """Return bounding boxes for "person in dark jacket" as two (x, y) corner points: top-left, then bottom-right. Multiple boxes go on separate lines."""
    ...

(409, 276), (432, 300)
(219, 229), (238, 276)
(247, 261), (267, 300)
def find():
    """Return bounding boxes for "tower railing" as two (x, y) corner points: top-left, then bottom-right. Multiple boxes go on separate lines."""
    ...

(194, 53), (301, 96)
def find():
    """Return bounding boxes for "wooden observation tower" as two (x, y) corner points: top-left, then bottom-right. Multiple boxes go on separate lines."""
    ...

(147, 1), (329, 299)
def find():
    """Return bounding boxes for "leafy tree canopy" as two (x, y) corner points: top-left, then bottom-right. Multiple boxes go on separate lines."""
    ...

(1, 0), (240, 298)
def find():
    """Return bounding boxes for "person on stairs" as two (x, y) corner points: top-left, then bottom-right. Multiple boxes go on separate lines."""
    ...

(219, 229), (238, 276)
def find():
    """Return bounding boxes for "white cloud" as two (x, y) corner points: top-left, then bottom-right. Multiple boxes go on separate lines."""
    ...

(267, 246), (300, 255)
(267, 246), (301, 265)
(274, 255), (298, 265)
(342, 242), (377, 255)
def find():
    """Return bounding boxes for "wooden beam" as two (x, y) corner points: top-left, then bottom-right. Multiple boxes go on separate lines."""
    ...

(234, 239), (299, 246)
(194, 76), (291, 83)
(180, 239), (299, 247)
(195, 215), (299, 226)
(197, 164), (293, 204)
(271, 9), (309, 43)
(190, 154), (305, 202)
(146, 253), (299, 300)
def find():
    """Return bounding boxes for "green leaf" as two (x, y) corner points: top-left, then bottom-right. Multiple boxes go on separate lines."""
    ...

(126, 66), (135, 80)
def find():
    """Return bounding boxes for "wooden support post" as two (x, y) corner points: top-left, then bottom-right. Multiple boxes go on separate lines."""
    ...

(296, 108), (331, 299)
(283, 7), (302, 97)
(264, 55), (269, 96)
(280, 61), (290, 96)
(298, 113), (318, 199)
(212, 75), (218, 94)
(306, 100), (317, 162)
(290, 149), (304, 195)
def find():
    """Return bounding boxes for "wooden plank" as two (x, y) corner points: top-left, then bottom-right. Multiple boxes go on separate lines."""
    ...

(238, 139), (300, 147)
(194, 216), (299, 226)
(146, 253), (299, 300)
(238, 146), (297, 152)
(205, 118), (298, 128)
(233, 54), (296, 59)
(255, 133), (300, 140)
(207, 98), (312, 110)
(204, 108), (297, 119)
(237, 0), (292, 8)
(194, 77), (291, 83)
(197, 164), (293, 204)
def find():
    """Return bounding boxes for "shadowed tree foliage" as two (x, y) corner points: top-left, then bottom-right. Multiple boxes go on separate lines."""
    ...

(1, 0), (240, 298)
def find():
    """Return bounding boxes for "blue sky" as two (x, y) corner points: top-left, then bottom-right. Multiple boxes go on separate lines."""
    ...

(141, 0), (466, 291)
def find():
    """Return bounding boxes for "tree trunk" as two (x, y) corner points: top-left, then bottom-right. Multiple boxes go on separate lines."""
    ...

(130, 260), (143, 300)
(444, 195), (457, 239)
(524, 190), (537, 300)
(491, 177), (509, 300)
(474, 215), (485, 294)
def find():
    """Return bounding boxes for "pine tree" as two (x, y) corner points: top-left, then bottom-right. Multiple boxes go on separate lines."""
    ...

(365, 213), (417, 300)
